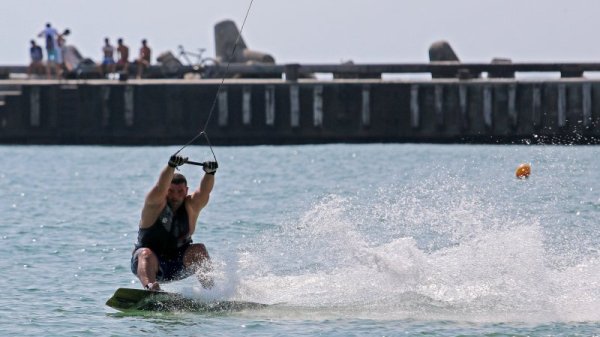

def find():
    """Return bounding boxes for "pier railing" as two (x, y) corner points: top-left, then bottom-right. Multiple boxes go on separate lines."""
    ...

(205, 62), (600, 80)
(4, 62), (600, 80)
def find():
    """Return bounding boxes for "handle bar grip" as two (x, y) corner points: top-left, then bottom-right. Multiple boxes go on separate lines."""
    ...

(185, 160), (205, 167)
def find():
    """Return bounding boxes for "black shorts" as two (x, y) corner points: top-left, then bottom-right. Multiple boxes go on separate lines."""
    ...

(130, 244), (194, 282)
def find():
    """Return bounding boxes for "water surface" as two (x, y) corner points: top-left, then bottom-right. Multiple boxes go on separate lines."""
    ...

(1, 144), (599, 336)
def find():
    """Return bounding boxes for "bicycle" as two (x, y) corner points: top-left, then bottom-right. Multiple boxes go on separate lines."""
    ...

(178, 45), (218, 67)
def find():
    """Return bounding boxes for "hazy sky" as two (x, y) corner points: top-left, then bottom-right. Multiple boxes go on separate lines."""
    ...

(2, 0), (600, 65)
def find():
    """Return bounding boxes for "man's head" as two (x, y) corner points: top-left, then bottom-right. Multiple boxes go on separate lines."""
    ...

(30, 40), (36, 46)
(142, 39), (147, 46)
(167, 173), (188, 209)
(118, 38), (123, 45)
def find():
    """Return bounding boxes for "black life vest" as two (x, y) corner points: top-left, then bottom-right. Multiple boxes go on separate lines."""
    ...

(134, 203), (192, 259)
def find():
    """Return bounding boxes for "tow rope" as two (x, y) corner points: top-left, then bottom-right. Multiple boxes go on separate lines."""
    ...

(174, 0), (256, 167)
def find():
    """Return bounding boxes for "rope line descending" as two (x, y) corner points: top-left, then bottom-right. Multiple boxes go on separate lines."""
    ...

(174, 0), (256, 162)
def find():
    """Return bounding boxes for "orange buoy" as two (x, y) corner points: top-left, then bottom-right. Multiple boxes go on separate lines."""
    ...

(515, 163), (531, 179)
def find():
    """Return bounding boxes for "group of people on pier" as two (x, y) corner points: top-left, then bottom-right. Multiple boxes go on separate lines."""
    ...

(100, 37), (151, 79)
(28, 23), (152, 79)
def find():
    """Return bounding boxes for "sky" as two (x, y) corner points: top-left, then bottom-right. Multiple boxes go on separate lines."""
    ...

(2, 0), (600, 65)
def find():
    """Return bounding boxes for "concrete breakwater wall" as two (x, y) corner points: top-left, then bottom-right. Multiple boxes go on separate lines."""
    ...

(1, 79), (600, 145)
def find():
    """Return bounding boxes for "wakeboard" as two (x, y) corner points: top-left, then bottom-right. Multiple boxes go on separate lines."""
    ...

(106, 287), (267, 312)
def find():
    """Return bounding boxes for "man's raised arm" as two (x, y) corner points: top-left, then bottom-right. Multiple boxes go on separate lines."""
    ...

(189, 161), (218, 212)
(139, 155), (187, 227)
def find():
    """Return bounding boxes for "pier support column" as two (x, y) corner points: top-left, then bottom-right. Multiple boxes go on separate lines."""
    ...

(265, 85), (275, 126)
(508, 84), (517, 128)
(458, 85), (469, 130)
(434, 85), (444, 127)
(242, 86), (251, 125)
(361, 85), (370, 127)
(532, 85), (542, 128)
(218, 88), (228, 127)
(410, 85), (419, 129)
(290, 84), (300, 127)
(101, 86), (110, 127)
(582, 83), (592, 128)
(558, 84), (566, 128)
(30, 86), (40, 127)
(313, 85), (323, 127)
(124, 86), (134, 126)
(483, 86), (493, 128)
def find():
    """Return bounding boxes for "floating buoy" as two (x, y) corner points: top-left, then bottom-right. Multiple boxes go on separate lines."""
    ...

(515, 163), (531, 179)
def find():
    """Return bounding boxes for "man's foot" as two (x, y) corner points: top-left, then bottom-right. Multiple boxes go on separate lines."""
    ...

(144, 282), (161, 291)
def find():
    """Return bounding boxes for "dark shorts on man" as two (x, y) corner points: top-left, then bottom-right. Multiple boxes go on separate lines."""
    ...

(130, 244), (194, 282)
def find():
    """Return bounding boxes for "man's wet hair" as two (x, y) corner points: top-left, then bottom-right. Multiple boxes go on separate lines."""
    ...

(172, 173), (187, 185)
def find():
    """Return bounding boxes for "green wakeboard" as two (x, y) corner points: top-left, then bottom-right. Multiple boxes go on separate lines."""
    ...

(106, 287), (267, 312)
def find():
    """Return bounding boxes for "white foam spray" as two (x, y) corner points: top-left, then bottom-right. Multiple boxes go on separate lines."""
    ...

(187, 174), (600, 322)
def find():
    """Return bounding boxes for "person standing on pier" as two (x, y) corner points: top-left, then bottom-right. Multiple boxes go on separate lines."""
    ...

(136, 39), (152, 79)
(130, 155), (218, 291)
(27, 40), (44, 78)
(37, 23), (59, 79)
(101, 38), (116, 77)
(55, 28), (69, 78)
(116, 38), (129, 74)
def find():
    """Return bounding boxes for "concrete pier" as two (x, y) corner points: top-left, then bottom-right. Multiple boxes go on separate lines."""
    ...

(1, 77), (600, 145)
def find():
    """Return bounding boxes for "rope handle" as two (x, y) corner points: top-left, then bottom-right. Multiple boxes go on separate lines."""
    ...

(185, 160), (206, 167)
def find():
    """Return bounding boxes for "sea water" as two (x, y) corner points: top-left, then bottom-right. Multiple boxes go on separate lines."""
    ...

(0, 144), (599, 336)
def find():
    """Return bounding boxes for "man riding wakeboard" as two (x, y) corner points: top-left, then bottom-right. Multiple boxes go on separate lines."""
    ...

(131, 154), (218, 291)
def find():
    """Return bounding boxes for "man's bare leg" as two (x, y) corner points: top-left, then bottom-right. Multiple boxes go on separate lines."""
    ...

(183, 243), (213, 288)
(135, 248), (161, 291)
